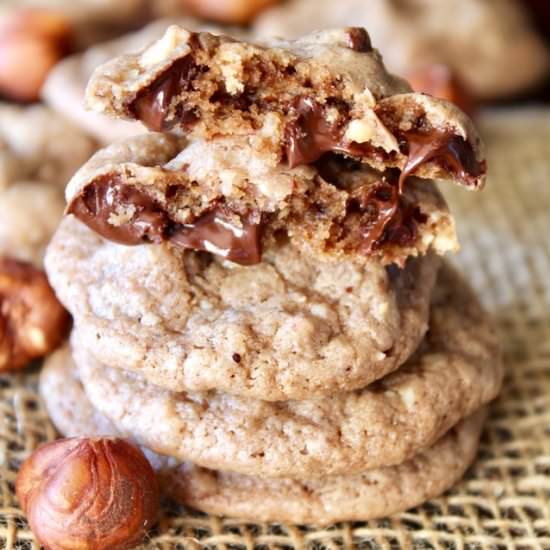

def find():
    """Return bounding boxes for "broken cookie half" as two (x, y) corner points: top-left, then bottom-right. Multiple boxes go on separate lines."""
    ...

(65, 133), (457, 266)
(86, 26), (486, 188)
(73, 26), (489, 266)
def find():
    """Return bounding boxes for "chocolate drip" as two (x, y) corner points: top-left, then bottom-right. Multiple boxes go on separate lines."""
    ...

(169, 210), (262, 266)
(358, 180), (428, 253)
(284, 97), (484, 191)
(345, 28), (372, 53)
(131, 55), (201, 132)
(398, 131), (485, 191)
(67, 177), (167, 245)
(285, 98), (345, 168)
(68, 179), (262, 266)
(360, 182), (400, 252)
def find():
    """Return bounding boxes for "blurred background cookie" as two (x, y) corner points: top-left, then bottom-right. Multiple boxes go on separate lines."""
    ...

(255, 0), (550, 103)
(0, 104), (97, 189)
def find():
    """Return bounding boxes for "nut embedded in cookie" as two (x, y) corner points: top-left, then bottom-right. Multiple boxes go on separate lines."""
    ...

(0, 257), (70, 371)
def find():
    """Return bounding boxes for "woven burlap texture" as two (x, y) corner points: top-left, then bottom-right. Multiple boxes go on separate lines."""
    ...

(1, 108), (550, 549)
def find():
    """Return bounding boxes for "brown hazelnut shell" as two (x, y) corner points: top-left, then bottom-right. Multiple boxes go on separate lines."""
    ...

(16, 437), (160, 550)
(0, 257), (70, 372)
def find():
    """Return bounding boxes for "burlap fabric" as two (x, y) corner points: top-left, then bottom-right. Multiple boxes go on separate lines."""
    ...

(1, 108), (550, 548)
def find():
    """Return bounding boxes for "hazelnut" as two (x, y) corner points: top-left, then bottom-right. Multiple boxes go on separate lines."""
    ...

(0, 257), (70, 371)
(16, 437), (160, 550)
(180, 0), (279, 24)
(0, 8), (72, 102)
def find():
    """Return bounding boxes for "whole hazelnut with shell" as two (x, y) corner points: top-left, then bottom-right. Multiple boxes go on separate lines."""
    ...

(0, 257), (70, 372)
(16, 437), (160, 550)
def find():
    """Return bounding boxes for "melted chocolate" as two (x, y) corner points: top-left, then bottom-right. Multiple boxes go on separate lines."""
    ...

(285, 98), (344, 168)
(345, 28), (372, 53)
(359, 181), (400, 251)
(68, 179), (262, 266)
(67, 176), (167, 245)
(131, 55), (201, 132)
(398, 131), (486, 191)
(169, 210), (262, 266)
(284, 97), (484, 192)
(358, 180), (428, 253)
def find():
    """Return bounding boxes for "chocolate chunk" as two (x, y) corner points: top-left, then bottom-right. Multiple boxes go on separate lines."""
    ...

(169, 209), (262, 266)
(285, 98), (345, 167)
(345, 28), (372, 53)
(68, 178), (262, 266)
(398, 130), (486, 191)
(67, 176), (168, 245)
(131, 55), (201, 132)
(359, 181), (400, 252)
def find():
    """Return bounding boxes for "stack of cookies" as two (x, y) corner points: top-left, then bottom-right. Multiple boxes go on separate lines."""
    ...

(42, 26), (502, 524)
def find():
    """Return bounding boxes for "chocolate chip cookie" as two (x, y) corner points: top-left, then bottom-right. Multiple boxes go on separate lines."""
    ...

(47, 214), (439, 400)
(255, 0), (550, 100)
(41, 344), (488, 525)
(42, 18), (229, 144)
(71, 264), (502, 478)
(85, 26), (486, 187)
(62, 132), (458, 267)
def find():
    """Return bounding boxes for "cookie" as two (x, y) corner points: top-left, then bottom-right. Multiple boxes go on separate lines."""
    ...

(41, 344), (487, 525)
(85, 26), (486, 188)
(42, 18), (219, 144)
(0, 103), (96, 189)
(164, 409), (487, 525)
(0, 182), (65, 267)
(72, 264), (502, 478)
(46, 214), (439, 400)
(1, 0), (145, 40)
(40, 345), (119, 438)
(255, 0), (550, 100)
(62, 132), (458, 267)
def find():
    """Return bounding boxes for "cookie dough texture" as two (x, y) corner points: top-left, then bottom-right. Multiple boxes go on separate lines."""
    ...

(85, 26), (485, 187)
(41, 343), (487, 526)
(64, 132), (459, 266)
(70, 264), (502, 478)
(255, 0), (550, 99)
(0, 104), (96, 189)
(47, 214), (440, 400)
